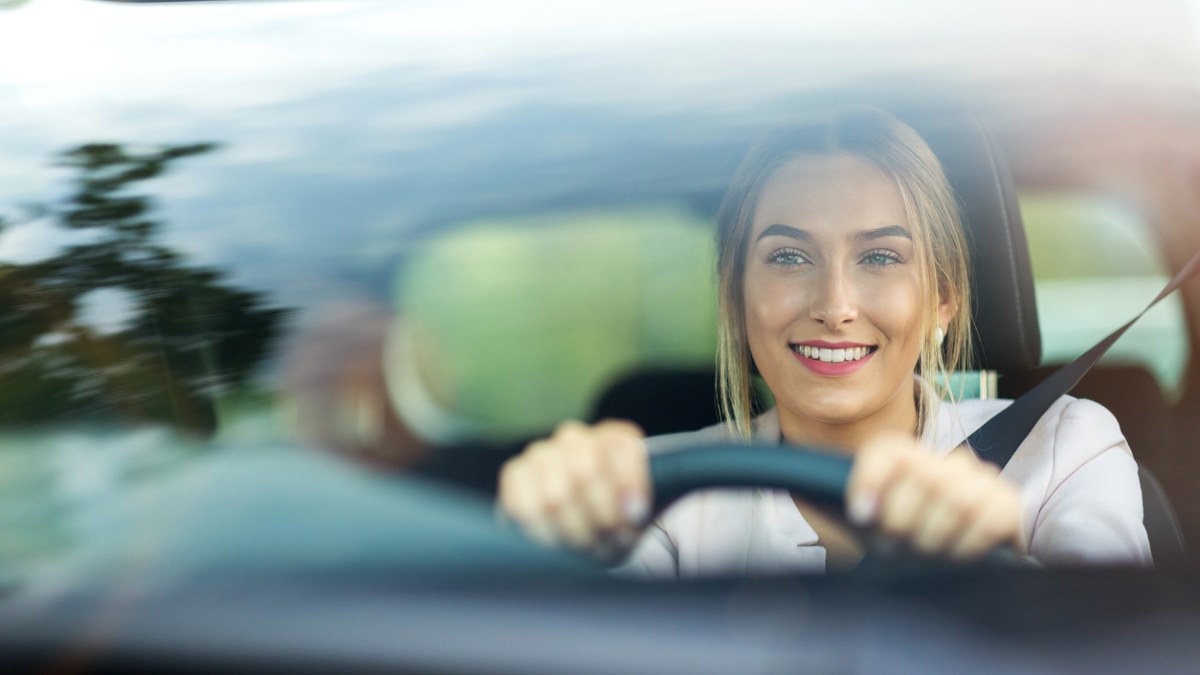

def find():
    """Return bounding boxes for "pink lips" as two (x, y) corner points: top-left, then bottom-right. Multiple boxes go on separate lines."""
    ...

(790, 340), (876, 377)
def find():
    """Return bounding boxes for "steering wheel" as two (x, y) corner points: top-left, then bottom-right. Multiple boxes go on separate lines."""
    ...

(647, 443), (1026, 569)
(650, 443), (850, 512)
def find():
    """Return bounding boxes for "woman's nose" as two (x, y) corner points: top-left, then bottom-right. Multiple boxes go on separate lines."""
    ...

(808, 265), (858, 330)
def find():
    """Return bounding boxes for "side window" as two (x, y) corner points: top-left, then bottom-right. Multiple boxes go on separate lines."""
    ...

(394, 207), (717, 441)
(1019, 193), (1187, 399)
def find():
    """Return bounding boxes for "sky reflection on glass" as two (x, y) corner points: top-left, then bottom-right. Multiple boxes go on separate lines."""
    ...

(0, 0), (1197, 341)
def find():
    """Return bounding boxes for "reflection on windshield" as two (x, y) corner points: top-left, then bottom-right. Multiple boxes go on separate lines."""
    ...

(0, 0), (1194, 592)
(0, 142), (294, 582)
(0, 143), (290, 435)
(396, 208), (717, 440)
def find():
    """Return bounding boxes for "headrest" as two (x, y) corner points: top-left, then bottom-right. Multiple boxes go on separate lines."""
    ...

(902, 112), (1042, 372)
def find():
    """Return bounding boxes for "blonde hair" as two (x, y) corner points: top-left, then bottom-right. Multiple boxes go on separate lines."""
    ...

(715, 106), (973, 438)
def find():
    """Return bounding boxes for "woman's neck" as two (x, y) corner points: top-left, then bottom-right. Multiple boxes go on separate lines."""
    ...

(777, 387), (920, 454)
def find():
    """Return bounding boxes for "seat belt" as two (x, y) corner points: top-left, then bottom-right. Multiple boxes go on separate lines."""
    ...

(967, 247), (1200, 468)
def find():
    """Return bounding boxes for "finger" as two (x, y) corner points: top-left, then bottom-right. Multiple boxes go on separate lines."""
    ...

(524, 437), (558, 459)
(551, 499), (596, 550)
(545, 419), (590, 472)
(521, 518), (559, 548)
(949, 488), (1022, 560)
(498, 454), (541, 523)
(583, 472), (622, 532)
(562, 422), (630, 533)
(595, 420), (650, 525)
(498, 456), (559, 546)
(552, 419), (591, 445)
(877, 454), (934, 538)
(552, 449), (618, 552)
(497, 420), (647, 556)
(563, 436), (604, 526)
(532, 446), (573, 513)
(847, 431), (914, 526)
(529, 437), (596, 549)
(910, 456), (981, 554)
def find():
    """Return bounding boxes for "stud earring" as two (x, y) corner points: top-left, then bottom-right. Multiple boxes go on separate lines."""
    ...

(935, 326), (945, 347)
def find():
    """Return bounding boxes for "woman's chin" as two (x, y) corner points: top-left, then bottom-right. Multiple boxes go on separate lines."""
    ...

(783, 398), (873, 428)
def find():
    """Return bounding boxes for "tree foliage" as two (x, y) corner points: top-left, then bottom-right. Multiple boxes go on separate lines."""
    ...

(0, 142), (290, 436)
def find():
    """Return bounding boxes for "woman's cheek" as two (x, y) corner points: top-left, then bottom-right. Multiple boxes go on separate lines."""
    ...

(861, 278), (922, 346)
(745, 277), (798, 331)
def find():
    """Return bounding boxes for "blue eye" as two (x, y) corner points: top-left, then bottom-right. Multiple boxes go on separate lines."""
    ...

(767, 248), (810, 267)
(861, 249), (903, 266)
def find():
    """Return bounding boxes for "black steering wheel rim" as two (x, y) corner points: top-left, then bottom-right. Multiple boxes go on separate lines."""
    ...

(649, 443), (852, 515)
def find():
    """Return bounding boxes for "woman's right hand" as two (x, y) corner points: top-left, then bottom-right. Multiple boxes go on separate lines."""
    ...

(497, 419), (651, 561)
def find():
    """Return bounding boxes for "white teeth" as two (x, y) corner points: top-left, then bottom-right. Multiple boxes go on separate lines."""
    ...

(795, 345), (873, 363)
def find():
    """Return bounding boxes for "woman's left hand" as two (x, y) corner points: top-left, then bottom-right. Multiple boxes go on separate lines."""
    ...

(846, 432), (1025, 560)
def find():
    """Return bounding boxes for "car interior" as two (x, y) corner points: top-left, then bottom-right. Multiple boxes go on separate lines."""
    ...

(2, 107), (1195, 672)
(581, 109), (1192, 568)
(5, 2), (1200, 672)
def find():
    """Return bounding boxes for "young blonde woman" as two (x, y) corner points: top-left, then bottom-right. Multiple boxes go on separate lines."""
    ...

(498, 107), (1152, 576)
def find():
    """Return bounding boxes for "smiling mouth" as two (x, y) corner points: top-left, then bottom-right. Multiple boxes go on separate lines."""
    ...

(789, 344), (877, 363)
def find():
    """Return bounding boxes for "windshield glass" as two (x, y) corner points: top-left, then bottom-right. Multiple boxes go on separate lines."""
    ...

(1, 0), (1198, 584)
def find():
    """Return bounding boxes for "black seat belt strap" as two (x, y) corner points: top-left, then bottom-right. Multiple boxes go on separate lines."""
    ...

(967, 247), (1200, 467)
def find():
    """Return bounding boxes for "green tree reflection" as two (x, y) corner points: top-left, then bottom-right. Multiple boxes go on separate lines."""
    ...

(0, 143), (289, 436)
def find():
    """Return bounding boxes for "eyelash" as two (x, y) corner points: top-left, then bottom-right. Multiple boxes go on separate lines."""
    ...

(765, 248), (905, 267)
(860, 248), (904, 266)
(765, 248), (810, 267)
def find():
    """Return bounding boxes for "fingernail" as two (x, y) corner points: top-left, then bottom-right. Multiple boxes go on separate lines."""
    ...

(848, 492), (877, 526)
(621, 494), (649, 525)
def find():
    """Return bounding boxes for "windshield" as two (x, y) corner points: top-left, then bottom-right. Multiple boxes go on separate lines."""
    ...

(0, 0), (1198, 586)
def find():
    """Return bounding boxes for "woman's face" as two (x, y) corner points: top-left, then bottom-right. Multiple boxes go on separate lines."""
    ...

(742, 153), (954, 437)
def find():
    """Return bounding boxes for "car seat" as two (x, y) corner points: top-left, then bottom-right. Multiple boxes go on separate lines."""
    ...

(920, 112), (1188, 567)
(1000, 364), (1189, 567)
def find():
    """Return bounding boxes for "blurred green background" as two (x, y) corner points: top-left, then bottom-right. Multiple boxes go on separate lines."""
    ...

(396, 206), (718, 439)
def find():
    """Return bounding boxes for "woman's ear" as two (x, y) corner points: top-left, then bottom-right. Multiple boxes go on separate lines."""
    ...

(936, 284), (958, 332)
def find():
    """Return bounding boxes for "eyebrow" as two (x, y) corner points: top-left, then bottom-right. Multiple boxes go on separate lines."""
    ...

(755, 224), (811, 242)
(856, 225), (912, 241)
(755, 223), (912, 242)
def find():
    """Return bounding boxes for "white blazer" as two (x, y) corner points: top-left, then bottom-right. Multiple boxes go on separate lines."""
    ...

(616, 392), (1153, 578)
